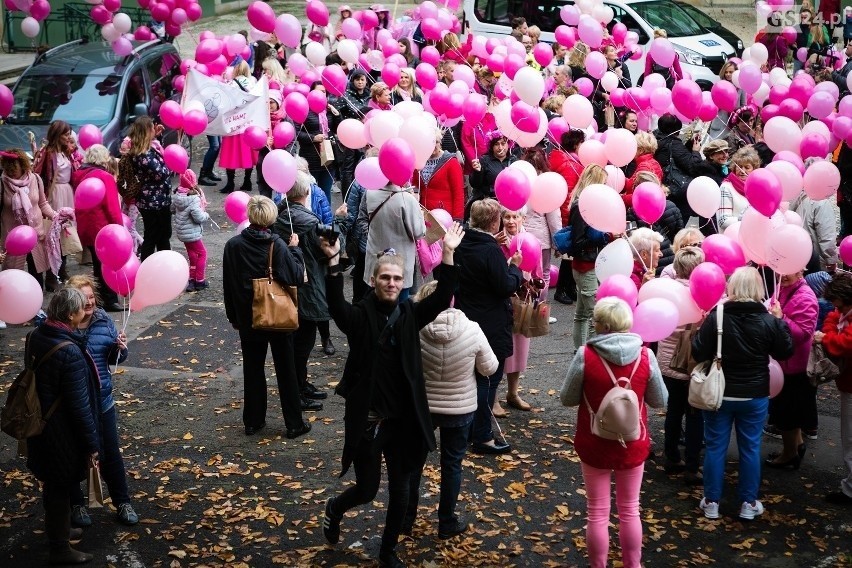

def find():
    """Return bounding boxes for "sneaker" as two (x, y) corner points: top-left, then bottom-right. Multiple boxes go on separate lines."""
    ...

(804, 429), (818, 440)
(763, 424), (782, 438)
(739, 500), (764, 520)
(438, 516), (468, 539)
(699, 498), (719, 520)
(184, 280), (195, 292)
(0, 320), (6, 329)
(322, 498), (341, 544)
(548, 316), (557, 324)
(554, 291), (574, 305)
(193, 280), (209, 290)
(71, 504), (92, 527)
(117, 502), (139, 526)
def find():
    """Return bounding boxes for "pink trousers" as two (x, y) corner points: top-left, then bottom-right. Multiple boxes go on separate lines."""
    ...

(184, 239), (207, 282)
(581, 462), (644, 568)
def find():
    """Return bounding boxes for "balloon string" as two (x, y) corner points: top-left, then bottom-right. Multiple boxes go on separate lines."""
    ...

(623, 234), (648, 272)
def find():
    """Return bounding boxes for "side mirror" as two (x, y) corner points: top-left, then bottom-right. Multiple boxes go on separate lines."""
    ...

(127, 103), (149, 123)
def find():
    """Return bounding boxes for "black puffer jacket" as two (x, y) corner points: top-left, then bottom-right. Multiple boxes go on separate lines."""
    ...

(654, 132), (703, 179)
(454, 229), (524, 360)
(26, 323), (100, 484)
(296, 111), (326, 172)
(694, 159), (726, 186)
(627, 200), (683, 275)
(692, 301), (793, 398)
(222, 227), (305, 334)
(469, 153), (516, 202)
(333, 71), (371, 122)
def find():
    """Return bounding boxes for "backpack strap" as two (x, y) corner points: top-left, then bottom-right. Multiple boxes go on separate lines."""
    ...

(582, 347), (644, 414)
(32, 339), (74, 422)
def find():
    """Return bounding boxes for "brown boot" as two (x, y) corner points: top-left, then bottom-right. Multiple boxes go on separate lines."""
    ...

(45, 497), (92, 565)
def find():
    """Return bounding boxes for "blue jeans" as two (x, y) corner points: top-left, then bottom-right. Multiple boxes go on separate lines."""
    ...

(71, 406), (130, 506)
(311, 168), (334, 205)
(202, 136), (221, 171)
(703, 397), (768, 504)
(472, 360), (506, 444)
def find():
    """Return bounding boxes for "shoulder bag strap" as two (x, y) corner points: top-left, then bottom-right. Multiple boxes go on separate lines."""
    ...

(368, 191), (396, 223)
(266, 243), (275, 283)
(715, 302), (724, 361)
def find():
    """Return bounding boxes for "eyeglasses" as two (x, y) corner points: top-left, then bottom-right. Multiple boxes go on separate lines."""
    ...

(685, 242), (703, 248)
(377, 248), (397, 258)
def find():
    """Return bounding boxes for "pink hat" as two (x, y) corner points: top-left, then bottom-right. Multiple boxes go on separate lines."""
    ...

(269, 89), (283, 107)
(179, 169), (197, 192)
(339, 4), (351, 13)
(371, 4), (389, 13)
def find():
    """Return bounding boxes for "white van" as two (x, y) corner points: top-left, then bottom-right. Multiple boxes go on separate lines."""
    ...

(463, 0), (737, 90)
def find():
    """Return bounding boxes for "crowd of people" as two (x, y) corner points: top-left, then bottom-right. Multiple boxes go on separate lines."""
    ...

(4, 2), (852, 567)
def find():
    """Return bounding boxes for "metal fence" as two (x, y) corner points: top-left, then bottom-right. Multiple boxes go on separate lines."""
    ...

(3, 3), (151, 53)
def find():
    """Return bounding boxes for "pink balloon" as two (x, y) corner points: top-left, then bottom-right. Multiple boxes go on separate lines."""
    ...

(649, 87), (672, 113)
(355, 157), (389, 189)
(495, 169), (531, 211)
(689, 262), (726, 311)
(649, 38), (675, 67)
(194, 38), (223, 64)
(800, 132), (829, 160)
(738, 64), (763, 94)
(632, 181), (666, 224)
(510, 101), (540, 133)
(284, 93), (309, 124)
(807, 91), (836, 120)
(533, 42), (553, 67)
(337, 118), (367, 150)
(321, 65), (347, 97)
(243, 125), (268, 150)
(778, 98), (804, 122)
(711, 80), (738, 113)
(4, 225), (37, 256)
(381, 62), (401, 88)
(463, 93), (487, 125)
(30, 0), (50, 20)
(102, 254), (140, 296)
(509, 232), (542, 273)
(0, 85), (12, 118)
(130, 251), (189, 312)
(91, 5), (112, 25)
(262, 150), (297, 193)
(182, 109), (207, 136)
(247, 0), (276, 33)
(305, 0), (329, 27)
(0, 269), (43, 324)
(272, 121), (296, 149)
(702, 234), (746, 275)
(744, 168), (782, 217)
(549, 263), (559, 287)
(577, 139), (607, 168)
(597, 274), (638, 307)
(623, 87), (650, 113)
(803, 160), (840, 200)
(529, 172), (568, 214)
(773, 150), (805, 173)
(77, 124), (103, 150)
(95, 224), (134, 270)
(671, 80), (702, 120)
(162, 143), (189, 173)
(765, 224), (814, 274)
(768, 358), (783, 398)
(378, 138), (415, 186)
(555, 25), (576, 48)
(631, 297), (679, 342)
(275, 14), (302, 48)
(840, 235), (852, 265)
(585, 51), (607, 80)
(224, 191), (251, 224)
(74, 177), (106, 210)
(578, 183), (626, 233)
(415, 63), (438, 91)
(574, 77), (594, 97)
(429, 208), (453, 230)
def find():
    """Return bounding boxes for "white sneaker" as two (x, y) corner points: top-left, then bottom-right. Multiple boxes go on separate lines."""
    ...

(548, 316), (557, 324)
(700, 497), (719, 519)
(739, 500), (764, 520)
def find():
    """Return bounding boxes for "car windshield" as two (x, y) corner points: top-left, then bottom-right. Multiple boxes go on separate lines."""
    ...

(675, 3), (716, 30)
(7, 73), (118, 126)
(630, 1), (706, 37)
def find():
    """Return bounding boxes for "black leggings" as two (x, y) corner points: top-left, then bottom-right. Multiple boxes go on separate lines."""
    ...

(139, 208), (172, 261)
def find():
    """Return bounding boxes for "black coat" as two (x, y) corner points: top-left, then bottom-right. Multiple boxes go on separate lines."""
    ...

(26, 323), (100, 484)
(296, 111), (325, 171)
(333, 86), (371, 122)
(569, 201), (609, 263)
(454, 230), (524, 360)
(627, 200), (683, 275)
(326, 264), (459, 476)
(654, 132), (703, 179)
(222, 227), (305, 334)
(692, 301), (793, 398)
(694, 159), (727, 186)
(469, 153), (516, 202)
(273, 202), (328, 321)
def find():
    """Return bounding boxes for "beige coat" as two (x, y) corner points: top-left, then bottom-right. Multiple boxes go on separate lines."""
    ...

(1, 173), (55, 273)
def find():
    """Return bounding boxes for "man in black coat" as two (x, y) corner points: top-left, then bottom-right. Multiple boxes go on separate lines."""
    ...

(320, 221), (465, 568)
(454, 199), (524, 454)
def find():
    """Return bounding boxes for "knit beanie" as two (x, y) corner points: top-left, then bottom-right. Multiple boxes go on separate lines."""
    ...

(805, 271), (831, 298)
(178, 169), (197, 194)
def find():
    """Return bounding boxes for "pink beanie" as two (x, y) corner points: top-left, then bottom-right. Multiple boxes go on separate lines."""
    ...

(178, 169), (197, 193)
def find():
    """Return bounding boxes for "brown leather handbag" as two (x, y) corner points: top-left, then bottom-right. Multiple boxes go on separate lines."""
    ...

(251, 243), (299, 332)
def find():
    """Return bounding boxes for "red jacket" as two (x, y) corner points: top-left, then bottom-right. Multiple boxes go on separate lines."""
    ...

(413, 153), (465, 220)
(624, 153), (664, 207)
(549, 149), (583, 226)
(460, 113), (497, 175)
(71, 166), (123, 247)
(820, 310), (852, 393)
(574, 347), (652, 470)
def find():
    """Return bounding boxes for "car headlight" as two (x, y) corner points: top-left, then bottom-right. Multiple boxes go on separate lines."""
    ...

(674, 45), (703, 66)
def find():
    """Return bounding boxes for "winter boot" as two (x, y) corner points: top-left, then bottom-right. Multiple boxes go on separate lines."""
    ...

(219, 169), (236, 194)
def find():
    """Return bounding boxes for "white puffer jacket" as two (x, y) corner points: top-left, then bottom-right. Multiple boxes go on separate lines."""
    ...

(420, 308), (499, 415)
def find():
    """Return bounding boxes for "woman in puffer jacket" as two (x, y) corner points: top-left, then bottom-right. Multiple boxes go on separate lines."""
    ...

(171, 170), (210, 292)
(402, 280), (498, 539)
(657, 247), (706, 485)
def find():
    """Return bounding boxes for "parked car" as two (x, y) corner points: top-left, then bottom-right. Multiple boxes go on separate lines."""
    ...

(674, 1), (744, 57)
(464, 0), (738, 90)
(0, 38), (190, 159)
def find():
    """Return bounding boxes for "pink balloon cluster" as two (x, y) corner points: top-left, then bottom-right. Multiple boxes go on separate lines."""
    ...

(5, 0), (51, 40)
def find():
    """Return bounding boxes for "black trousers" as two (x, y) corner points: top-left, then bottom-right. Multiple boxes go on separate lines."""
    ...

(555, 257), (577, 297)
(352, 250), (369, 303)
(293, 318), (329, 391)
(238, 330), (304, 431)
(331, 420), (425, 555)
(139, 208), (172, 261)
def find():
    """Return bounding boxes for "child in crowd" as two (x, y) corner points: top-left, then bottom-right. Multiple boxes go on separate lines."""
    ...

(171, 170), (210, 292)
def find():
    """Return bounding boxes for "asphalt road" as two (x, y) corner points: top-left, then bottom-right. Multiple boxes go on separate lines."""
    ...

(1, 3), (851, 568)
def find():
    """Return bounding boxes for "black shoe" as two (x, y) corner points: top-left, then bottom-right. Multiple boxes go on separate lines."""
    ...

(683, 471), (703, 486)
(322, 498), (341, 544)
(378, 550), (406, 568)
(103, 302), (124, 312)
(244, 422), (266, 435)
(825, 491), (852, 506)
(764, 454), (801, 470)
(554, 291), (574, 305)
(471, 440), (511, 455)
(301, 397), (323, 411)
(322, 337), (336, 355)
(208, 170), (223, 181)
(198, 171), (217, 186)
(664, 459), (686, 474)
(438, 516), (468, 539)
(302, 383), (328, 400)
(219, 183), (235, 194)
(286, 421), (311, 439)
(193, 280), (209, 290)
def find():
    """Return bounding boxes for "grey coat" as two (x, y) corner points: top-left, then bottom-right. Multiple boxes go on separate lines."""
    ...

(171, 193), (209, 243)
(363, 185), (425, 289)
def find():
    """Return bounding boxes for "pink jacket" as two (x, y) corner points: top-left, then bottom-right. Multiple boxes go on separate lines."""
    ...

(777, 278), (818, 375)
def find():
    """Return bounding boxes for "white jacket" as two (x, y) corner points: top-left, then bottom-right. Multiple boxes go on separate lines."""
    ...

(420, 308), (499, 415)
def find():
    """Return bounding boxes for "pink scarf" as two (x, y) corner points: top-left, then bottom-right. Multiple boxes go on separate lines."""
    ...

(723, 172), (745, 195)
(2, 172), (40, 228)
(318, 111), (329, 136)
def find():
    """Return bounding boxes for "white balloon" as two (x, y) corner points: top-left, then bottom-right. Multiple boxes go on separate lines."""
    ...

(369, 111), (404, 149)
(400, 114), (436, 169)
(249, 27), (271, 42)
(514, 66), (545, 106)
(595, 238), (633, 282)
(305, 41), (327, 67)
(769, 67), (789, 86)
(509, 160), (537, 183)
(749, 42), (769, 66)
(337, 39), (360, 64)
(601, 71), (619, 93)
(687, 176), (722, 218)
(593, 4), (614, 24)
(741, 47), (752, 64)
(752, 82), (770, 105)
(392, 100), (424, 119)
(20, 16), (39, 39)
(731, 69), (741, 89)
(101, 23), (120, 42)
(112, 13), (132, 34)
